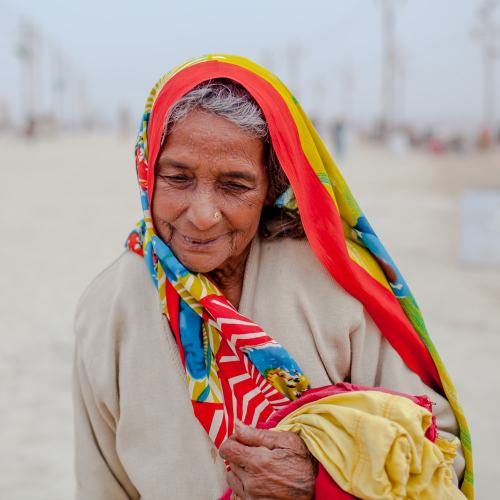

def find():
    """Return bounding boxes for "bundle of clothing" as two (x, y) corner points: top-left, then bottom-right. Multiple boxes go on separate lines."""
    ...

(233, 383), (463, 499)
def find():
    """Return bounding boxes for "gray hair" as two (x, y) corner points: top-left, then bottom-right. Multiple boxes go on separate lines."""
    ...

(163, 79), (304, 240)
(165, 79), (268, 139)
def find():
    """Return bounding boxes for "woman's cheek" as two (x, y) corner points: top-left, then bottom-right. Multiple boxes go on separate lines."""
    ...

(226, 199), (261, 229)
(153, 189), (189, 221)
(228, 188), (267, 213)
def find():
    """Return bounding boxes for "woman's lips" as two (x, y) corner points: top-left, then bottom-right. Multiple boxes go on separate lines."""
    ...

(179, 233), (226, 249)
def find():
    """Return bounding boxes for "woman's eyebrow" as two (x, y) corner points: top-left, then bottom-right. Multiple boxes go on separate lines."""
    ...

(222, 171), (257, 182)
(159, 157), (192, 170)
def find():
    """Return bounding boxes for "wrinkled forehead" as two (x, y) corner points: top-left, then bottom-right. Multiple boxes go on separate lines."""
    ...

(158, 77), (265, 149)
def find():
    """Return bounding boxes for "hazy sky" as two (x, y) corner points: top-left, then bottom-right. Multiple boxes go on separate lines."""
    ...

(1, 0), (498, 132)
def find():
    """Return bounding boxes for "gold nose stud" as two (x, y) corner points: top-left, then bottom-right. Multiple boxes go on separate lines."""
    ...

(213, 211), (221, 220)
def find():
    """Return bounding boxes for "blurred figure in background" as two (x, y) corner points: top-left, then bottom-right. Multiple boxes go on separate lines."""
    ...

(117, 105), (135, 140)
(331, 118), (347, 161)
(478, 127), (492, 150)
(0, 98), (13, 134)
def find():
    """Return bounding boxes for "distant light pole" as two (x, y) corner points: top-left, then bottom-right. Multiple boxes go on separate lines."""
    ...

(14, 14), (91, 134)
(16, 19), (39, 128)
(376, 0), (405, 136)
(471, 0), (500, 137)
(286, 43), (303, 101)
(334, 64), (356, 122)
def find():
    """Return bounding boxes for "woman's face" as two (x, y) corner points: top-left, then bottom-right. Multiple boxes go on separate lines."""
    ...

(152, 109), (269, 274)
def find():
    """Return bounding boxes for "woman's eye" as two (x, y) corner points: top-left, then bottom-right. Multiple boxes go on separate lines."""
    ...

(222, 182), (250, 192)
(161, 175), (191, 184)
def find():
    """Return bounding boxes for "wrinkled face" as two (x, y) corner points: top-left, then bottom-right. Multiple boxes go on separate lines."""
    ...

(152, 109), (269, 273)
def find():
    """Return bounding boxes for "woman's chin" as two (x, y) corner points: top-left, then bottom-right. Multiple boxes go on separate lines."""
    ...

(175, 250), (225, 274)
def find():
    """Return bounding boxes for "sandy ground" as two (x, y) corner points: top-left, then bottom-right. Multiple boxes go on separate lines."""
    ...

(0, 133), (499, 499)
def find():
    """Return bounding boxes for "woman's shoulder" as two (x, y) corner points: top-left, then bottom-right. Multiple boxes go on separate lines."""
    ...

(76, 251), (152, 314)
(256, 236), (363, 315)
(259, 236), (324, 272)
(258, 236), (339, 288)
(74, 251), (158, 352)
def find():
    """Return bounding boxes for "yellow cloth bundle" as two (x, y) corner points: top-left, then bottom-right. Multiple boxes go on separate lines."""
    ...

(275, 391), (465, 500)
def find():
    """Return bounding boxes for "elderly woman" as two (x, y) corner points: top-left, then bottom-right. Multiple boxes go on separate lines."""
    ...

(73, 55), (472, 499)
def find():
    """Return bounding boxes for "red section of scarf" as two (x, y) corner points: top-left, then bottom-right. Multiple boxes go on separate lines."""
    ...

(165, 280), (184, 367)
(146, 60), (442, 393)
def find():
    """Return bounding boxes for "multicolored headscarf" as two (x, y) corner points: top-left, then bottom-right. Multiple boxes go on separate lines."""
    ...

(126, 54), (473, 498)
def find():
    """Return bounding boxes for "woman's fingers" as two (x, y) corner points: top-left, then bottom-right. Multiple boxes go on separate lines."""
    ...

(221, 425), (316, 499)
(227, 470), (245, 499)
(234, 422), (309, 456)
(219, 436), (268, 468)
(233, 421), (281, 449)
(223, 440), (316, 500)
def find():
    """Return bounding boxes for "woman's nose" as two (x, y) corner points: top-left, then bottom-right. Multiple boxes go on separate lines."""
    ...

(185, 190), (221, 230)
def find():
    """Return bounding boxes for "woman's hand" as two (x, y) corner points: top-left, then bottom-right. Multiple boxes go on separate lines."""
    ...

(219, 421), (316, 500)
